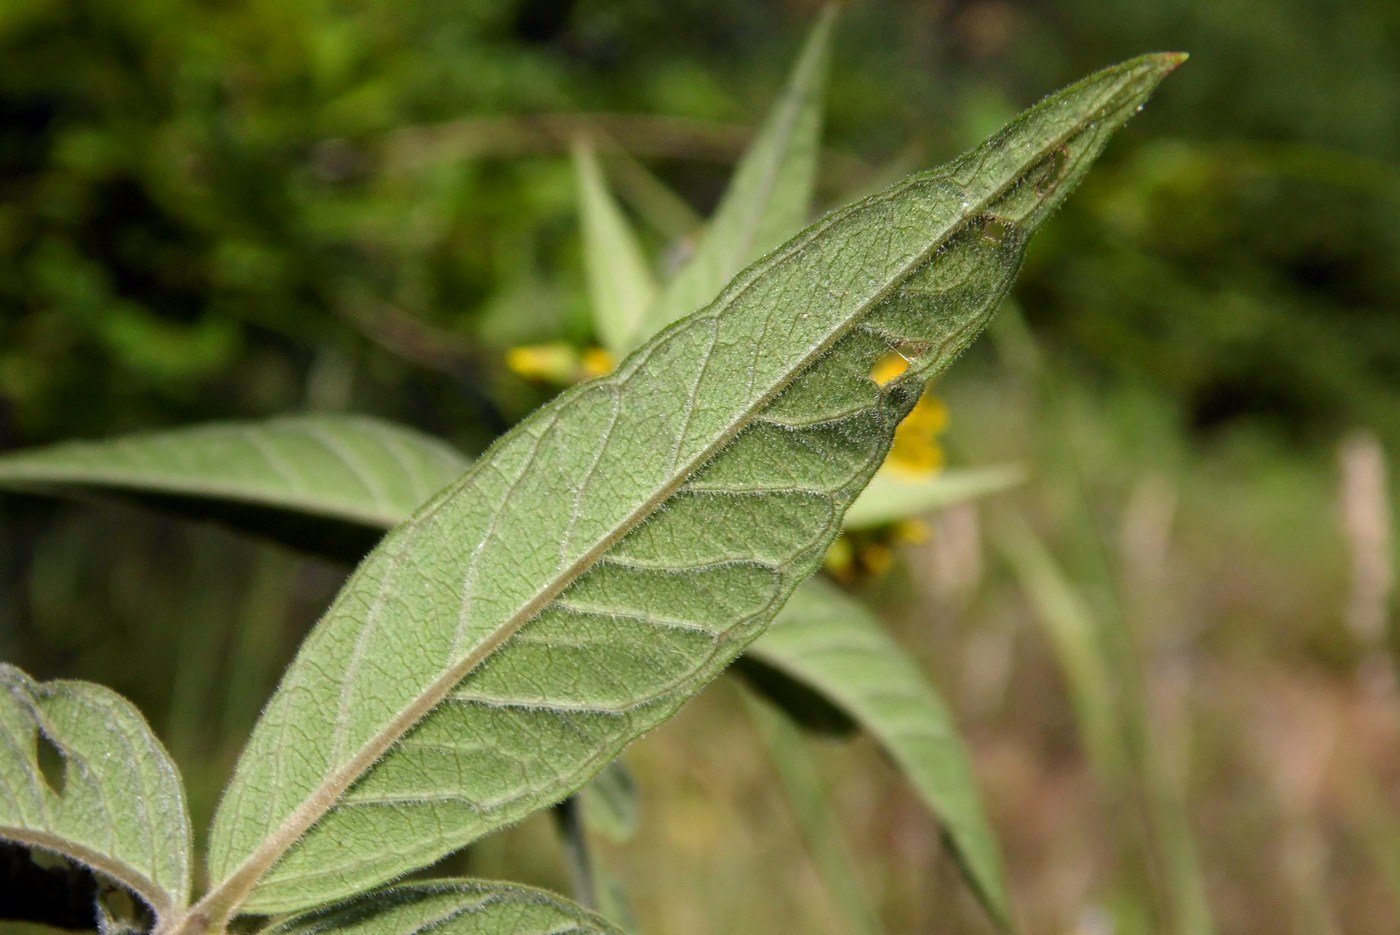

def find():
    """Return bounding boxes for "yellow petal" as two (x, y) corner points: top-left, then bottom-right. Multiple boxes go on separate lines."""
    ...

(581, 347), (616, 378)
(506, 343), (580, 383)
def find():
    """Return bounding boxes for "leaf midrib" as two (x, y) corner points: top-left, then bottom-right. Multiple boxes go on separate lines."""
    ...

(194, 80), (1131, 924)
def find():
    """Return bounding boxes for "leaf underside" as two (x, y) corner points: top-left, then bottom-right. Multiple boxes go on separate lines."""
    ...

(212, 206), (1006, 914)
(0, 664), (192, 921)
(264, 879), (622, 935)
(0, 416), (1012, 920)
(575, 13), (1014, 920)
(197, 54), (1181, 920)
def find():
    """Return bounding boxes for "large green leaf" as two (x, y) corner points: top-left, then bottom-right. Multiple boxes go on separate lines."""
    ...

(0, 415), (470, 561)
(196, 54), (1170, 926)
(571, 22), (1016, 922)
(0, 664), (192, 922)
(263, 879), (623, 935)
(630, 4), (835, 344)
(747, 578), (1009, 928)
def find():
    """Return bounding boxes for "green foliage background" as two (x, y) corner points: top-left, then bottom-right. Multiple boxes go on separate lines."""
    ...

(6, 0), (1398, 445)
(2, 2), (1398, 933)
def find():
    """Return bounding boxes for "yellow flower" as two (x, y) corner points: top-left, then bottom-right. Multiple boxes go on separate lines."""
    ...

(821, 533), (898, 585)
(580, 347), (615, 378)
(893, 518), (930, 544)
(823, 535), (857, 583)
(820, 354), (949, 582)
(506, 342), (580, 383)
(869, 351), (949, 478)
(886, 394), (948, 478)
(506, 343), (615, 384)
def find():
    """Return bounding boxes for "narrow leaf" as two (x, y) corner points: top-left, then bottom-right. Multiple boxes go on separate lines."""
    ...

(743, 691), (886, 935)
(631, 4), (836, 345)
(0, 664), (192, 921)
(263, 879), (623, 935)
(197, 54), (1181, 922)
(0, 415), (470, 561)
(995, 517), (1124, 777)
(747, 578), (1011, 929)
(844, 464), (1026, 530)
(575, 140), (658, 355)
(733, 655), (857, 736)
(578, 758), (639, 844)
(996, 516), (1215, 934)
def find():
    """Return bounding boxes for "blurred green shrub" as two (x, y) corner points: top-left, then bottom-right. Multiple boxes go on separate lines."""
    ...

(2, 0), (1397, 450)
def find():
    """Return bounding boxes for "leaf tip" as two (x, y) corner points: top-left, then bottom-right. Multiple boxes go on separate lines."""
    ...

(1154, 51), (1190, 73)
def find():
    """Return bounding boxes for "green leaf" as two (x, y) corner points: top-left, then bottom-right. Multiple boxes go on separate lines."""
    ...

(578, 758), (639, 844)
(0, 415), (470, 561)
(996, 515), (1215, 934)
(630, 4), (836, 346)
(733, 654), (857, 736)
(743, 691), (886, 935)
(575, 140), (658, 356)
(844, 464), (1026, 529)
(263, 879), (623, 935)
(192, 53), (1181, 923)
(747, 577), (1011, 930)
(995, 517), (1124, 777)
(0, 664), (192, 921)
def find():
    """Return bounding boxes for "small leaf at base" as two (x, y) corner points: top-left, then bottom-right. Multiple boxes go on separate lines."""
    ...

(0, 664), (192, 922)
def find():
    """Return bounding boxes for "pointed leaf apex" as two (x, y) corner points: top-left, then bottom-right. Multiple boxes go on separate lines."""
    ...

(1157, 51), (1190, 70)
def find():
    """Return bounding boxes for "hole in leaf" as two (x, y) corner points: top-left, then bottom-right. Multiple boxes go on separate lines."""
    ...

(979, 215), (1015, 245)
(97, 882), (154, 934)
(35, 729), (66, 796)
(870, 352), (910, 386)
(1034, 144), (1070, 195)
